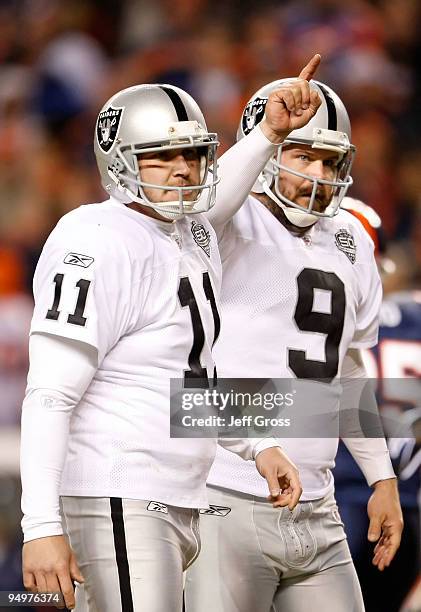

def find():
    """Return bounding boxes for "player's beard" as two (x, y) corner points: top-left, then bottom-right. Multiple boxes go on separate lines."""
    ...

(296, 188), (331, 214)
(255, 194), (309, 236)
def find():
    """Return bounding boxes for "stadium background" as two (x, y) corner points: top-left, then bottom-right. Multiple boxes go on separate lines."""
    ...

(0, 0), (420, 609)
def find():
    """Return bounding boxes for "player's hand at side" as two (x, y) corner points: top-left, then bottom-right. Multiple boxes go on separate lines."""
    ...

(260, 53), (322, 145)
(22, 535), (84, 610)
(367, 478), (404, 571)
(255, 447), (302, 510)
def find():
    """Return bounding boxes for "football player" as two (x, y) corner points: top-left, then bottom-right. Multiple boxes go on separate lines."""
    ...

(20, 67), (326, 611)
(185, 79), (403, 611)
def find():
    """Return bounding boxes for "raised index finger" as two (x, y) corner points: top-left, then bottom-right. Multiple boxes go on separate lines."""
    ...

(298, 54), (321, 82)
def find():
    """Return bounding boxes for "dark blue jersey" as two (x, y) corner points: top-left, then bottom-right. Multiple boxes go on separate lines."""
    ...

(334, 291), (421, 507)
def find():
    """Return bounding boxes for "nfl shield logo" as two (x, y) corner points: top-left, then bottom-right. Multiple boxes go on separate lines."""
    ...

(335, 229), (357, 264)
(96, 106), (123, 153)
(242, 97), (268, 135)
(191, 221), (211, 257)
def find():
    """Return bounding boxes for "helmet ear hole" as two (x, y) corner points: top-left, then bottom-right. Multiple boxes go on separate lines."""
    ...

(109, 159), (124, 175)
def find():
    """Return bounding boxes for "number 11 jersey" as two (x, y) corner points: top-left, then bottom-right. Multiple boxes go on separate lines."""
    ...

(30, 197), (221, 508)
(208, 195), (382, 500)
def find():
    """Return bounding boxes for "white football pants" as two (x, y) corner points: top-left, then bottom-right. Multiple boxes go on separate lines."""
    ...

(185, 485), (365, 612)
(61, 496), (200, 612)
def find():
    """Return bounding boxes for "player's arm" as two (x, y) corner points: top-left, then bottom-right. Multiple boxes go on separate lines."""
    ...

(21, 222), (135, 608)
(340, 348), (403, 570)
(217, 438), (302, 510)
(21, 333), (97, 609)
(207, 54), (322, 237)
(340, 349), (395, 483)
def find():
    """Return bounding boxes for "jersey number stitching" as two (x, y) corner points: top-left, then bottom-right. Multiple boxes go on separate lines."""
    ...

(288, 268), (346, 382)
(178, 271), (220, 388)
(45, 273), (91, 327)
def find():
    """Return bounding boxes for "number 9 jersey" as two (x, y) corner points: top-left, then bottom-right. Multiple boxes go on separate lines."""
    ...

(207, 196), (382, 500)
(29, 196), (222, 508)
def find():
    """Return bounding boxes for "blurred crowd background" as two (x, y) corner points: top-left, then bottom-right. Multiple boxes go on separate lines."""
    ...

(0, 0), (420, 608)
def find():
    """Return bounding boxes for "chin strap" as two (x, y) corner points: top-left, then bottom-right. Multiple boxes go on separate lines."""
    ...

(280, 206), (319, 228)
(151, 204), (186, 221)
(111, 180), (188, 220)
(261, 181), (318, 228)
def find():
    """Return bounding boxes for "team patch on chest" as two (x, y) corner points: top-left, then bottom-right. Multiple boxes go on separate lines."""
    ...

(334, 228), (356, 264)
(191, 220), (211, 257)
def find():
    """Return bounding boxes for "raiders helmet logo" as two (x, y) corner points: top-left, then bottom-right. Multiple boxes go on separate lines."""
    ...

(96, 106), (123, 152)
(191, 221), (211, 257)
(335, 229), (357, 264)
(242, 97), (268, 135)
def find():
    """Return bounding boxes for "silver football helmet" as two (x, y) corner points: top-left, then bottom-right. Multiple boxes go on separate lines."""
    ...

(238, 79), (355, 227)
(94, 84), (219, 220)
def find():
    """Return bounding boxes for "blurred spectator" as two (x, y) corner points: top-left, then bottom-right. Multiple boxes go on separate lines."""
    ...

(0, 247), (32, 426)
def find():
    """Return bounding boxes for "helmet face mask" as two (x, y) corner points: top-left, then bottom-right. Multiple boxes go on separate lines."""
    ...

(270, 137), (355, 218)
(238, 79), (355, 226)
(94, 85), (219, 220)
(108, 130), (217, 219)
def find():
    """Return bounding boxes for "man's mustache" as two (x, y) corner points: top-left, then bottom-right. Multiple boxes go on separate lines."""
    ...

(296, 189), (332, 210)
(297, 189), (328, 200)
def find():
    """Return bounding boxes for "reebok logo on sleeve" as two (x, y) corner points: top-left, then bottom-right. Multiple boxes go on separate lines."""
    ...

(64, 253), (95, 268)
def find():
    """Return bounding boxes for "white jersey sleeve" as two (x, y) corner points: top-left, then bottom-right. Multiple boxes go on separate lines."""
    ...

(207, 126), (276, 239)
(217, 437), (281, 461)
(349, 224), (382, 349)
(31, 217), (146, 362)
(340, 349), (395, 486)
(21, 333), (97, 542)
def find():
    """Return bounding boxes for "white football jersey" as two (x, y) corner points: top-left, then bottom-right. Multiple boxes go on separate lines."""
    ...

(208, 196), (382, 500)
(30, 197), (222, 508)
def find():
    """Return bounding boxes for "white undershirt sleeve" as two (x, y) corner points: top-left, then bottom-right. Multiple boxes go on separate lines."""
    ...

(340, 348), (395, 486)
(207, 125), (277, 238)
(21, 332), (97, 542)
